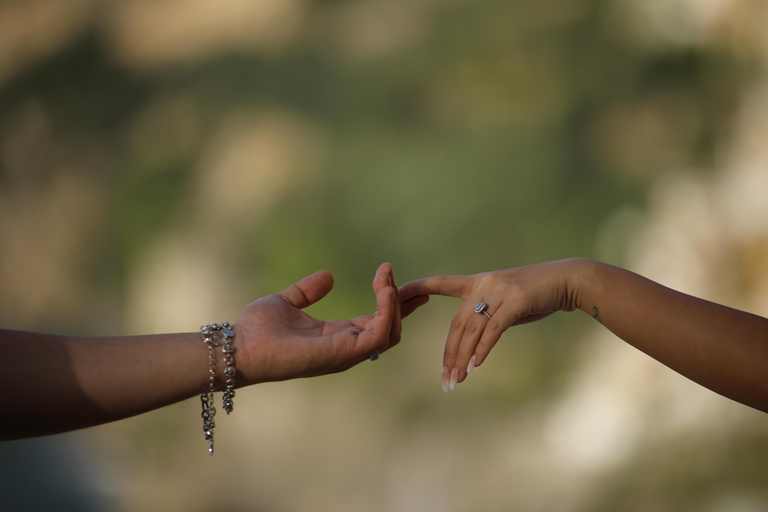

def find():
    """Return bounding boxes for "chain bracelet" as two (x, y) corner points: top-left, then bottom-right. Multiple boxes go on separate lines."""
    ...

(221, 325), (236, 414)
(200, 324), (220, 455)
(199, 322), (237, 454)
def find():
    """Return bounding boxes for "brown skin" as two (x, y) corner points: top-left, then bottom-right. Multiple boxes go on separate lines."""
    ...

(1, 263), (428, 440)
(399, 258), (768, 413)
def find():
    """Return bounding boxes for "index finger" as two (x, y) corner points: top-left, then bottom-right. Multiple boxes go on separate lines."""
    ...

(398, 275), (474, 301)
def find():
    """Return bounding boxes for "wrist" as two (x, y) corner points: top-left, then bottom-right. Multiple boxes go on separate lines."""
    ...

(564, 258), (602, 315)
(199, 322), (238, 454)
(231, 322), (257, 388)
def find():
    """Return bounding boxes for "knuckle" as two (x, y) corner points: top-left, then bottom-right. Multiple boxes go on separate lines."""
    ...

(449, 315), (463, 331)
(486, 318), (502, 332)
(477, 272), (499, 289)
(465, 319), (479, 334)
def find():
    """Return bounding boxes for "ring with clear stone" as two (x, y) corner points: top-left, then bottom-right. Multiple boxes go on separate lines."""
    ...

(473, 301), (491, 319)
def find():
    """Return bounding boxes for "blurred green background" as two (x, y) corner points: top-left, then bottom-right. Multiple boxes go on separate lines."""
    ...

(2, 0), (768, 511)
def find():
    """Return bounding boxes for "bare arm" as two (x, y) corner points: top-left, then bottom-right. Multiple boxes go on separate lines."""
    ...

(1, 263), (426, 440)
(399, 259), (768, 412)
(578, 259), (768, 413)
(1, 329), (207, 439)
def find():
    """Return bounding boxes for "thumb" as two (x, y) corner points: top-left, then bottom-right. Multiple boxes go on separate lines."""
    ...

(277, 270), (334, 309)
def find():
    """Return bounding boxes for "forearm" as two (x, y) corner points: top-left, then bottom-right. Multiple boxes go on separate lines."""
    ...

(574, 259), (768, 412)
(1, 329), (210, 439)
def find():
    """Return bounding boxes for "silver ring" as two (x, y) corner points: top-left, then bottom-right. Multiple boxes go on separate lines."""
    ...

(473, 301), (491, 319)
(368, 351), (380, 362)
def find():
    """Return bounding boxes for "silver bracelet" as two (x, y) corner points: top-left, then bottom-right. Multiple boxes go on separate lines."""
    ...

(200, 322), (236, 455)
(221, 324), (236, 415)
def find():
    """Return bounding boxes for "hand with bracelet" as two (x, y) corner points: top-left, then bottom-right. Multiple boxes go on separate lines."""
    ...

(0, 263), (427, 444)
(398, 258), (768, 413)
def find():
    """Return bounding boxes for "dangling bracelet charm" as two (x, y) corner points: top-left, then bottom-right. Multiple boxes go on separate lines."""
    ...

(200, 322), (237, 455)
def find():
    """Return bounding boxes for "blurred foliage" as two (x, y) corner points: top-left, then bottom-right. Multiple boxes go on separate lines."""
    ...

(1, 1), (744, 303)
(1, 0), (765, 510)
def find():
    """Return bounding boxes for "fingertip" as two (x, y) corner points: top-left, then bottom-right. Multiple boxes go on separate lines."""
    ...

(281, 269), (335, 308)
(467, 354), (478, 374)
(376, 262), (394, 276)
(372, 268), (389, 294)
(401, 295), (430, 318)
(309, 269), (335, 290)
(381, 262), (396, 288)
(449, 367), (459, 391)
(312, 269), (332, 278)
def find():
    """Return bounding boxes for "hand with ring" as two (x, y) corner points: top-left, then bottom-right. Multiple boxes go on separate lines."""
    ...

(398, 260), (581, 391)
(400, 259), (768, 414)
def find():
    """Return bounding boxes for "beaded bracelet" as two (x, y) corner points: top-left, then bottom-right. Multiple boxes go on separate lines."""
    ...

(200, 322), (237, 455)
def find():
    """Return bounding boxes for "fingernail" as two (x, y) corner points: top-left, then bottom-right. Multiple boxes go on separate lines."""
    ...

(449, 367), (459, 391)
(467, 354), (478, 374)
(441, 367), (450, 392)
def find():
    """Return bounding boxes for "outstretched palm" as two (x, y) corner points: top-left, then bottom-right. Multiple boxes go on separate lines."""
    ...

(233, 265), (419, 385)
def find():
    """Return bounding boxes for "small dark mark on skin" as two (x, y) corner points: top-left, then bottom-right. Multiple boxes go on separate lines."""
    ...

(592, 305), (603, 324)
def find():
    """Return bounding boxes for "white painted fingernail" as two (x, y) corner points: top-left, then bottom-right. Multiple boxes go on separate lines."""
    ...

(467, 354), (478, 374)
(449, 367), (459, 391)
(441, 366), (450, 392)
